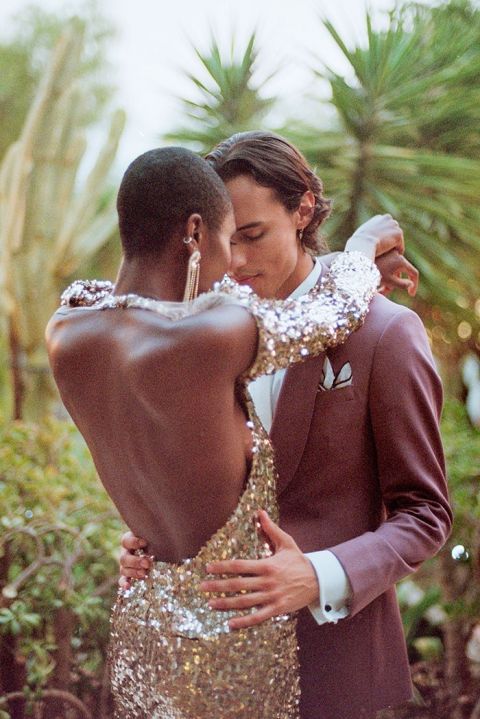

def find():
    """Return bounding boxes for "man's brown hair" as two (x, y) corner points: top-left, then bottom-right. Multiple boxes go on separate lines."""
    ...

(206, 131), (331, 254)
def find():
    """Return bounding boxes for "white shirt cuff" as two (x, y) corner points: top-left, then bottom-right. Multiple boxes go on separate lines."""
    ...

(305, 550), (351, 625)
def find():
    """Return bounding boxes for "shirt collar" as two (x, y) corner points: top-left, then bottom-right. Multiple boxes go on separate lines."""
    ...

(289, 257), (323, 299)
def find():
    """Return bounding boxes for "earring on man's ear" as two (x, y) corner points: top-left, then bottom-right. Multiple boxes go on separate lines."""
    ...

(182, 237), (201, 302)
(298, 228), (304, 241)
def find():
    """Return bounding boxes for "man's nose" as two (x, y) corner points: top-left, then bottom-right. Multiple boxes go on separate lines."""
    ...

(230, 244), (248, 273)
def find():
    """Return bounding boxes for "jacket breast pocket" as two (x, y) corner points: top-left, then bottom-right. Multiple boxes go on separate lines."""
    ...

(315, 385), (355, 408)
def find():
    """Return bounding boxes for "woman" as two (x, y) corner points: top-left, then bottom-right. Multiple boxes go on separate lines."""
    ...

(47, 146), (404, 719)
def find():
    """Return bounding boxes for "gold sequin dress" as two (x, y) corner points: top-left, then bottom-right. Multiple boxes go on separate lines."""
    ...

(60, 252), (379, 719)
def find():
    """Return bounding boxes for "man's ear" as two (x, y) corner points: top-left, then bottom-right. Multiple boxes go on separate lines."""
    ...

(297, 190), (315, 232)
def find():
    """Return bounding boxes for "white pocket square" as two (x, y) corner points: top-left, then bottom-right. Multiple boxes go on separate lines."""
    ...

(318, 357), (353, 392)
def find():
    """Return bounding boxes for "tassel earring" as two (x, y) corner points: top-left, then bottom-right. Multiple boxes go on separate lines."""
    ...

(183, 237), (201, 302)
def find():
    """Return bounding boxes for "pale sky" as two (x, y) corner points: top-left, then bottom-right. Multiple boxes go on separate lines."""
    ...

(1, 0), (434, 171)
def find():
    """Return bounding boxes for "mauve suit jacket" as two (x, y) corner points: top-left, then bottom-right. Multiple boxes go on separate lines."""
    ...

(270, 283), (452, 719)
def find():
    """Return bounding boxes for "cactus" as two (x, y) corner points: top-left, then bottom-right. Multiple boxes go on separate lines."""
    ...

(0, 20), (125, 420)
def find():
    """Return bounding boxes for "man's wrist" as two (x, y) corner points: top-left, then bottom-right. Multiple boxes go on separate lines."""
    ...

(305, 550), (352, 625)
(300, 553), (321, 606)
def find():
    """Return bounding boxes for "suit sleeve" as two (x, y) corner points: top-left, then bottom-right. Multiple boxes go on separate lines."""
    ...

(330, 309), (452, 617)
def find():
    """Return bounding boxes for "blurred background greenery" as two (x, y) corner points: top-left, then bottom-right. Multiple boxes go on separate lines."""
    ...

(0, 1), (479, 717)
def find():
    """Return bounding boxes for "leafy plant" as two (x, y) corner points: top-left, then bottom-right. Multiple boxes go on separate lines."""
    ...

(283, 1), (480, 355)
(165, 33), (276, 155)
(0, 415), (123, 717)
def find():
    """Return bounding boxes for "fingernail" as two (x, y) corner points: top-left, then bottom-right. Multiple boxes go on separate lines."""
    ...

(141, 559), (150, 569)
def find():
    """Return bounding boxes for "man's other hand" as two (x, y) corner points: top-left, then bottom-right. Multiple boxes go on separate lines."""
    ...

(118, 531), (152, 590)
(200, 510), (319, 630)
(376, 249), (419, 297)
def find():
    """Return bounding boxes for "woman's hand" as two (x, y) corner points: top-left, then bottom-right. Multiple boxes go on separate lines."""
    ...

(345, 214), (404, 260)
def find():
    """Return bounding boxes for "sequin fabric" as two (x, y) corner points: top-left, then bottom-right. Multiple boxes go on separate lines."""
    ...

(59, 251), (379, 719)
(109, 403), (300, 719)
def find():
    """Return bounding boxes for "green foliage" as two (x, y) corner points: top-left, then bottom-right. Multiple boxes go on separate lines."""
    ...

(406, 398), (480, 624)
(395, 398), (479, 675)
(441, 398), (480, 548)
(167, 5), (480, 356)
(283, 1), (480, 348)
(0, 0), (115, 162)
(165, 34), (276, 154)
(0, 415), (123, 693)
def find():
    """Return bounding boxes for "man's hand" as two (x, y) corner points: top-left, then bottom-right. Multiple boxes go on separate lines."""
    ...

(118, 531), (152, 590)
(376, 249), (418, 297)
(199, 510), (319, 630)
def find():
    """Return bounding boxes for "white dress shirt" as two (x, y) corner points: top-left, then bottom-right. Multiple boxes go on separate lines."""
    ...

(249, 259), (351, 624)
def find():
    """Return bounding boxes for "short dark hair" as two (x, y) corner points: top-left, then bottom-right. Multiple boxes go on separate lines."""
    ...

(206, 131), (331, 254)
(117, 147), (232, 258)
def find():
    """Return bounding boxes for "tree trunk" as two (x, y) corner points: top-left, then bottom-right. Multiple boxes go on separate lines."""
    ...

(439, 551), (471, 715)
(8, 319), (25, 421)
(45, 606), (76, 719)
(342, 140), (372, 239)
(0, 541), (27, 719)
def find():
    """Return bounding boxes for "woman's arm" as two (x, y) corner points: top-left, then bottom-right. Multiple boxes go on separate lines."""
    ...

(216, 250), (380, 382)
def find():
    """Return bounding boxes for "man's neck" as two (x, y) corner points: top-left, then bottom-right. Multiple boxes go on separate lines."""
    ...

(276, 251), (315, 299)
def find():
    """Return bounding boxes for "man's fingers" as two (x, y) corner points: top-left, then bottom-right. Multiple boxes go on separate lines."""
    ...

(120, 566), (148, 579)
(390, 276), (414, 291)
(119, 548), (152, 571)
(209, 592), (269, 611)
(258, 510), (294, 551)
(376, 251), (419, 297)
(387, 260), (419, 297)
(118, 576), (130, 590)
(402, 258), (419, 296)
(200, 575), (265, 594)
(395, 227), (404, 254)
(206, 558), (268, 576)
(121, 531), (147, 551)
(229, 605), (277, 630)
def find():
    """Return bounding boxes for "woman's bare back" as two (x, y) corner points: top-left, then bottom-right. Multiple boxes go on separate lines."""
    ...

(47, 303), (257, 560)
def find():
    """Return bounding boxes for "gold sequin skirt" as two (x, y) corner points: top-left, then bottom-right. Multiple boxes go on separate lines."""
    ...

(109, 559), (300, 718)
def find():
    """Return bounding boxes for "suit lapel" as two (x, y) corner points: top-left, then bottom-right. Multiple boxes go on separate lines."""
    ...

(270, 352), (325, 495)
(270, 260), (329, 495)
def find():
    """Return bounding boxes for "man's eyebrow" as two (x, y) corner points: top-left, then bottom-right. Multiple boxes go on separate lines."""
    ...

(235, 221), (263, 232)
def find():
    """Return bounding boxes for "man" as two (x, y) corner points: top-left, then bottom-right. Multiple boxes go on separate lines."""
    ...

(119, 132), (452, 719)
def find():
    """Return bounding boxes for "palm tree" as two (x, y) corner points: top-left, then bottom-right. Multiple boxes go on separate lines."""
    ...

(164, 33), (276, 155)
(284, 1), (480, 353)
(167, 6), (480, 357)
